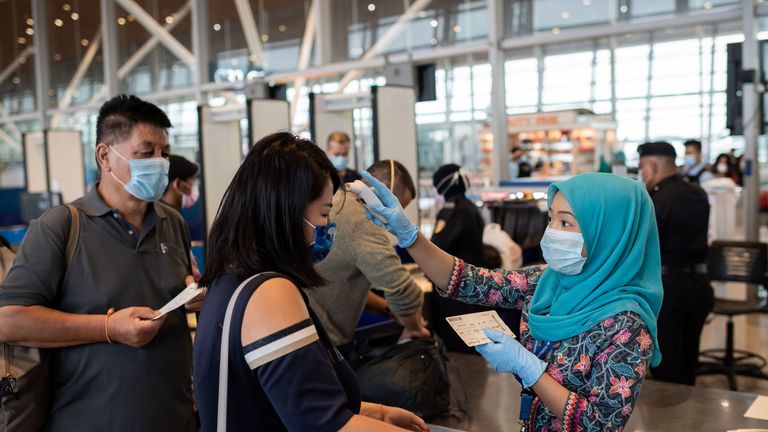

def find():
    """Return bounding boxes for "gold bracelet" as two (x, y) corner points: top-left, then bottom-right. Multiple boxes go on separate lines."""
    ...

(104, 308), (115, 344)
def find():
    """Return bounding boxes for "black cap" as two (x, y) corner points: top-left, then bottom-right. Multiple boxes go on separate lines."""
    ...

(168, 154), (199, 182)
(638, 141), (676, 158)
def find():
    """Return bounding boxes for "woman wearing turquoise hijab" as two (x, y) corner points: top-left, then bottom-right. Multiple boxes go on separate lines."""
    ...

(359, 171), (663, 431)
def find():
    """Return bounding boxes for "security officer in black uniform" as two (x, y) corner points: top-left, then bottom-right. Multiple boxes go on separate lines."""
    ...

(638, 141), (714, 385)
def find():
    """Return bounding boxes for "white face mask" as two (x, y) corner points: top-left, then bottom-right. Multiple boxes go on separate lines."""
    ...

(540, 226), (587, 275)
(717, 163), (728, 174)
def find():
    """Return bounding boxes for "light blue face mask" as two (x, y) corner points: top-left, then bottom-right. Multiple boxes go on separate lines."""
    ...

(330, 155), (349, 170)
(110, 147), (170, 202)
(684, 155), (696, 168)
(540, 226), (587, 275)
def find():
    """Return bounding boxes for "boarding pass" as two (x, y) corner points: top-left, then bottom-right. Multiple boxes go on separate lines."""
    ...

(445, 310), (515, 347)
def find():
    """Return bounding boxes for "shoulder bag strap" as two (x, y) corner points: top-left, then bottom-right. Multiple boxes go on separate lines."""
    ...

(216, 272), (269, 432)
(64, 205), (80, 267)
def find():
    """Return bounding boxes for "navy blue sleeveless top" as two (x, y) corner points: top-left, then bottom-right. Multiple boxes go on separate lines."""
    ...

(193, 272), (362, 431)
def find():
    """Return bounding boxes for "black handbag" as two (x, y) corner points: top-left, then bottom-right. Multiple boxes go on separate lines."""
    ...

(0, 205), (80, 432)
(349, 336), (452, 420)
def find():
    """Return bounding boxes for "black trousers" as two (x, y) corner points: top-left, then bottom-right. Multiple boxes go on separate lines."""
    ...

(650, 272), (714, 385)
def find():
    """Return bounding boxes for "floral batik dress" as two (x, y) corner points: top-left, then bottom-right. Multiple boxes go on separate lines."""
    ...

(440, 259), (653, 432)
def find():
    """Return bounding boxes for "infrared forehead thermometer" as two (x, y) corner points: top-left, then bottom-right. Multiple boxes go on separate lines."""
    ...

(345, 180), (389, 224)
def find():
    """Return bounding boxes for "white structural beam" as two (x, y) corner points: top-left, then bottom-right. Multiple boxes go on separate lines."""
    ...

(488, 0), (508, 185)
(501, 7), (741, 50)
(0, 47), (34, 87)
(32, 0), (51, 129)
(742, 0), (760, 241)
(336, 0), (433, 92)
(114, 0), (196, 68)
(191, 0), (209, 102)
(78, 2), (191, 120)
(290, 0), (318, 123)
(100, 0), (120, 98)
(51, 31), (102, 127)
(233, 0), (266, 68)
(314, 0), (332, 66)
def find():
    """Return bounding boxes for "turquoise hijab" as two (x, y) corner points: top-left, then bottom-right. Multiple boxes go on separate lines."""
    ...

(528, 173), (663, 367)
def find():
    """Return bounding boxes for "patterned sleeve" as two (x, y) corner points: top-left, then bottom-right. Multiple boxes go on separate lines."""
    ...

(435, 258), (544, 310)
(539, 313), (653, 431)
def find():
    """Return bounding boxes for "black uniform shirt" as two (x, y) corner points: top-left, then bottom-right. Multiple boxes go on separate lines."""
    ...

(649, 174), (710, 267)
(432, 196), (487, 266)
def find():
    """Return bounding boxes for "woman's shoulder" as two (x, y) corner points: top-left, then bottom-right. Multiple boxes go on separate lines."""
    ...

(241, 276), (310, 343)
(586, 311), (651, 350)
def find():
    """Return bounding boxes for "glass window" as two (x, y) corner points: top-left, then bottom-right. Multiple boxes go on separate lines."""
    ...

(615, 45), (649, 99)
(532, 0), (613, 33)
(651, 39), (701, 96)
(648, 94), (701, 139)
(542, 51), (592, 105)
(505, 57), (538, 109)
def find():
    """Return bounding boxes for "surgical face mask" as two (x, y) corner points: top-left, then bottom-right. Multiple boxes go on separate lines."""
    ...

(181, 183), (200, 209)
(684, 155), (696, 168)
(304, 218), (336, 264)
(330, 155), (349, 170)
(540, 226), (587, 276)
(717, 163), (729, 174)
(110, 147), (169, 202)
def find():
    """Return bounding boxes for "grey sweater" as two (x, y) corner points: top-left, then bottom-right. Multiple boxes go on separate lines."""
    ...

(308, 192), (424, 345)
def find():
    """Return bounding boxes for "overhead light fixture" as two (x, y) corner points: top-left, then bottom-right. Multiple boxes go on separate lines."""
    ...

(53, 53), (62, 61)
(25, 18), (33, 26)
(17, 36), (26, 45)
(117, 17), (126, 25)
(71, 12), (79, 21)
(62, 4), (71, 11)
(127, 15), (135, 22)
(620, 5), (628, 13)
(368, 3), (376, 12)
(552, 27), (561, 34)
(703, 2), (713, 9)
(561, 11), (570, 19)
(12, 77), (21, 85)
(261, 34), (269, 42)
(278, 25), (287, 32)
(582, 0), (591, 5)
(452, 25), (461, 33)
(54, 18), (64, 27)
(81, 38), (89, 47)
(213, 23), (221, 31)
(165, 15), (174, 24)
(25, 28), (34, 35)
(430, 19), (438, 28)
(430, 38), (438, 45)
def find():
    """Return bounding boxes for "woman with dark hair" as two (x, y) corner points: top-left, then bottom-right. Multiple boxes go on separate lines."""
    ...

(193, 132), (428, 432)
(711, 153), (734, 179)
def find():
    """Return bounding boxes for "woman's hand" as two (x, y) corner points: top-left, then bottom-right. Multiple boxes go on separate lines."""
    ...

(475, 328), (547, 389)
(380, 405), (430, 432)
(359, 171), (419, 248)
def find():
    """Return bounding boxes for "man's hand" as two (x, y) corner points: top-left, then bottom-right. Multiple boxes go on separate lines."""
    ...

(398, 312), (430, 341)
(381, 405), (430, 432)
(184, 275), (207, 312)
(107, 307), (165, 348)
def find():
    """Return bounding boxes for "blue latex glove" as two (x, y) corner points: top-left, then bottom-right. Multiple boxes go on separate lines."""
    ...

(360, 171), (420, 248)
(475, 328), (547, 389)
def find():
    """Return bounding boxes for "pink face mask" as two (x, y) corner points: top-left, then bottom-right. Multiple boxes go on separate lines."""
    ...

(181, 184), (200, 208)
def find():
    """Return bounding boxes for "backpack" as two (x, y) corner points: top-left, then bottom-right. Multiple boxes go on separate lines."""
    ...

(0, 205), (80, 432)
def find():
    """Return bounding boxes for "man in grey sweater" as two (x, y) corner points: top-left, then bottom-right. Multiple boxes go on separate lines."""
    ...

(308, 160), (429, 346)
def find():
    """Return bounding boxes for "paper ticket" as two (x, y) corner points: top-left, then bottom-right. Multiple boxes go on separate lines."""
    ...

(445, 310), (516, 347)
(151, 283), (204, 320)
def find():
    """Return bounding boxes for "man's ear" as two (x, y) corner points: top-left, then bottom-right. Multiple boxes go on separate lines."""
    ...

(96, 143), (110, 171)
